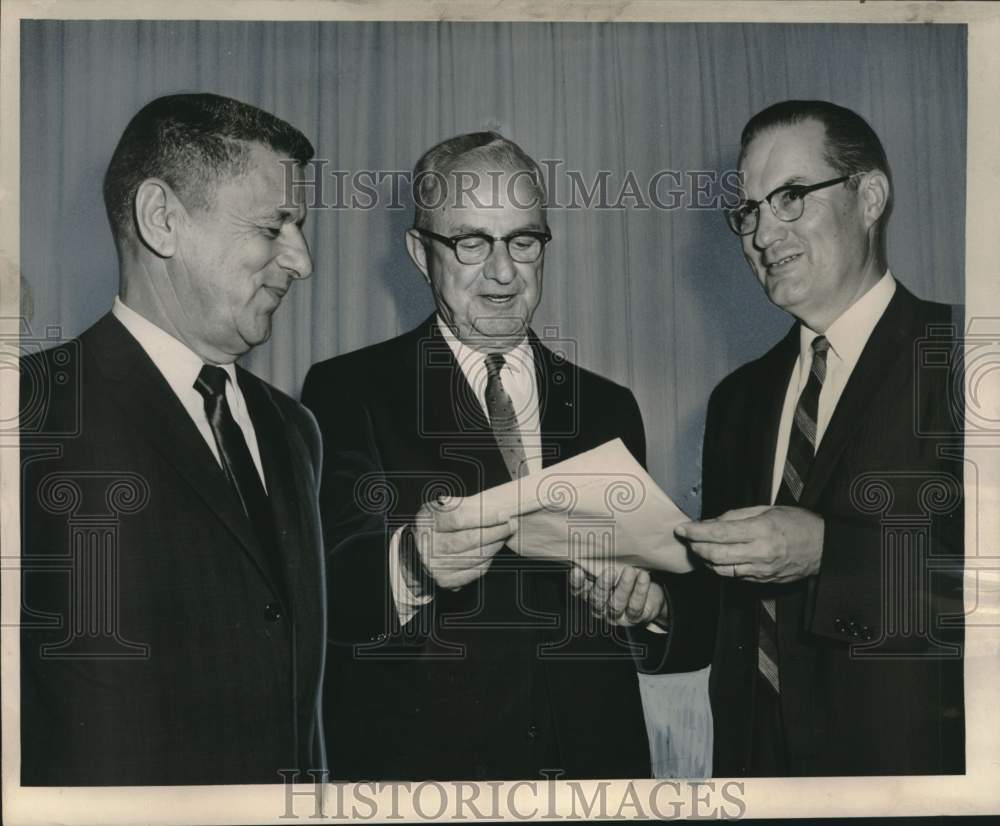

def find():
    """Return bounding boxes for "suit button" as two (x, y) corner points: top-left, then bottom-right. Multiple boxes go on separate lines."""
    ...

(526, 725), (540, 740)
(264, 603), (282, 622)
(736, 643), (745, 653)
(861, 626), (874, 641)
(834, 618), (845, 632)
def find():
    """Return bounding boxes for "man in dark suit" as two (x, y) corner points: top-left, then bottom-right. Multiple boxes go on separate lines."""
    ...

(677, 100), (964, 776)
(20, 93), (326, 785)
(302, 132), (711, 781)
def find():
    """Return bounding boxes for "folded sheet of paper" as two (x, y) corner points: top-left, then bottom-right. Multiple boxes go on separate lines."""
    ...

(449, 438), (694, 575)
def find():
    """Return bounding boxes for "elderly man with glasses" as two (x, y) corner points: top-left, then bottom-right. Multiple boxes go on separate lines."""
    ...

(675, 100), (965, 776)
(302, 131), (712, 781)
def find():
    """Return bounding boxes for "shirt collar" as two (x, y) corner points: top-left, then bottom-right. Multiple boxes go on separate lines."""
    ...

(112, 296), (239, 391)
(435, 315), (535, 384)
(798, 270), (896, 371)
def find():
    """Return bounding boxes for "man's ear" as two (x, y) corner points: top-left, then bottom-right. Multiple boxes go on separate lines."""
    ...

(405, 228), (431, 283)
(858, 170), (889, 231)
(134, 178), (183, 258)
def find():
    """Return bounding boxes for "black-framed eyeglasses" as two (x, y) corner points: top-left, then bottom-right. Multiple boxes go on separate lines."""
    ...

(725, 174), (860, 236)
(415, 228), (552, 265)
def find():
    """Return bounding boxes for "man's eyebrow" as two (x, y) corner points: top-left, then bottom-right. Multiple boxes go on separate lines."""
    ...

(447, 223), (491, 235)
(743, 175), (809, 202)
(257, 207), (306, 224)
(773, 175), (809, 189)
(447, 222), (547, 235)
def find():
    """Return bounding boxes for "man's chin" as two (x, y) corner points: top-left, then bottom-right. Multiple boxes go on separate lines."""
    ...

(470, 315), (528, 342)
(765, 276), (808, 313)
(240, 319), (273, 350)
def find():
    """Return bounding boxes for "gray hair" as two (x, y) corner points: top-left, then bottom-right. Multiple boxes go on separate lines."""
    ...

(411, 131), (547, 229)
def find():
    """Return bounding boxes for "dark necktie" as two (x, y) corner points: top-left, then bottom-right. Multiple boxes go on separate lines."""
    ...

(759, 335), (831, 694)
(483, 353), (529, 480)
(194, 365), (284, 594)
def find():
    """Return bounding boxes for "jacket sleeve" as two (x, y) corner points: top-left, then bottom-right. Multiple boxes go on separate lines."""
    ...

(301, 363), (421, 644)
(621, 387), (718, 674)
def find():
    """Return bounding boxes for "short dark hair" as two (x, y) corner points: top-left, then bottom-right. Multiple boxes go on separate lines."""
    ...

(103, 93), (314, 246)
(739, 100), (893, 257)
(411, 131), (546, 230)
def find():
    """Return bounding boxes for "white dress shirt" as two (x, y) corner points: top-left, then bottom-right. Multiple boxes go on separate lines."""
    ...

(390, 316), (544, 625)
(435, 316), (544, 475)
(112, 296), (267, 487)
(770, 271), (896, 503)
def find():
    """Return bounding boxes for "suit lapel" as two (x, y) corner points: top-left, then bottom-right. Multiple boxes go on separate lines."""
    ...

(88, 315), (275, 589)
(238, 370), (309, 606)
(414, 316), (510, 489)
(754, 327), (800, 504)
(531, 334), (577, 469)
(798, 285), (920, 509)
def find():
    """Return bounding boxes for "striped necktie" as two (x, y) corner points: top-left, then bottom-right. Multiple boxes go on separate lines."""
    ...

(759, 334), (831, 694)
(483, 353), (529, 480)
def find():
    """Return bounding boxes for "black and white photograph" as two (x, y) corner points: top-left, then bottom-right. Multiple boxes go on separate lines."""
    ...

(2, 1), (998, 823)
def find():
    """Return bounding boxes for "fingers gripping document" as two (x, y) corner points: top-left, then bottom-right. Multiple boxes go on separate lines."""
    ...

(448, 438), (694, 574)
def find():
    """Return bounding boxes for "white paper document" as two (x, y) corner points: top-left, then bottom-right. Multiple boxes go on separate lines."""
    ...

(451, 438), (694, 575)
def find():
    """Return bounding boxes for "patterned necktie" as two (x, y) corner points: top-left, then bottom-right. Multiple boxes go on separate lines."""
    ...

(759, 335), (831, 694)
(483, 353), (529, 480)
(194, 365), (284, 593)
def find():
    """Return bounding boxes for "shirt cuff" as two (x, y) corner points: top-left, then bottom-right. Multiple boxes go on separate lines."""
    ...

(389, 525), (434, 627)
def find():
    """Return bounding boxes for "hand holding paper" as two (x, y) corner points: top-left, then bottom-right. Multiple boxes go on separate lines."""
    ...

(401, 498), (518, 592)
(676, 504), (823, 583)
(569, 564), (667, 626)
(446, 438), (694, 575)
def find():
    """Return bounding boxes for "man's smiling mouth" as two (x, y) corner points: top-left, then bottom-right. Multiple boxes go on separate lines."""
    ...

(767, 253), (803, 271)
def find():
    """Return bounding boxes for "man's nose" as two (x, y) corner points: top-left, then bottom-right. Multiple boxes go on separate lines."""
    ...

(483, 240), (517, 284)
(278, 226), (313, 280)
(752, 204), (786, 250)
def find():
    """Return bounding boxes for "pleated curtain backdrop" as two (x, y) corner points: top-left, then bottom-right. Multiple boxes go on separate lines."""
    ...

(20, 20), (967, 777)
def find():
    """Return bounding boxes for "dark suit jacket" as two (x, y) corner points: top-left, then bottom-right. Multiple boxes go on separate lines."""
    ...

(20, 313), (327, 786)
(702, 284), (964, 776)
(301, 315), (711, 781)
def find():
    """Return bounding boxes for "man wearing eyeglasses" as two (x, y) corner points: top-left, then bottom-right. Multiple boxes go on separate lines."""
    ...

(302, 132), (710, 780)
(675, 100), (964, 776)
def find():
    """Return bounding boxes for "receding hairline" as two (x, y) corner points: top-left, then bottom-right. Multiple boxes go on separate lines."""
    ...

(411, 131), (548, 227)
(413, 159), (547, 230)
(737, 116), (830, 172)
(420, 160), (546, 195)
